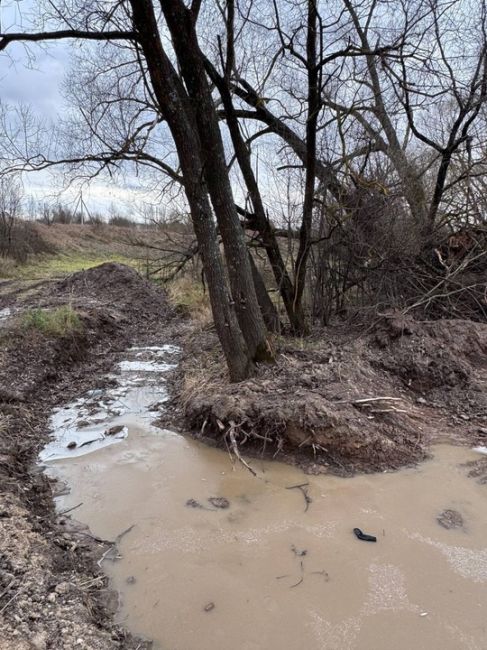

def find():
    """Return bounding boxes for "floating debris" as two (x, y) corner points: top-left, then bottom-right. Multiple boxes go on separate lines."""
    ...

(291, 544), (307, 557)
(437, 509), (464, 530)
(186, 498), (204, 509)
(106, 425), (125, 436)
(353, 528), (377, 542)
(286, 482), (312, 512)
(208, 497), (230, 509)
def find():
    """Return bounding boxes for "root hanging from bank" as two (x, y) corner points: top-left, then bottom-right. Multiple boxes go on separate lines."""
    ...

(177, 314), (487, 474)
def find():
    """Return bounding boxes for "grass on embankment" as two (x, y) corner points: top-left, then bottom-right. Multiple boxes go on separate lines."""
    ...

(20, 306), (83, 337)
(166, 274), (212, 326)
(0, 222), (151, 281)
(0, 253), (140, 281)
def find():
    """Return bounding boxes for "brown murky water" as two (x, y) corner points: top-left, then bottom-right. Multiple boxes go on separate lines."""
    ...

(42, 348), (487, 650)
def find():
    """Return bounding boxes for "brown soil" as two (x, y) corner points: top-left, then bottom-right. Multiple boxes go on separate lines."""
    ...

(0, 263), (182, 649)
(168, 313), (487, 476)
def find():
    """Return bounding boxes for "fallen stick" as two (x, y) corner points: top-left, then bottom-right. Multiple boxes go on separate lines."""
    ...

(286, 483), (312, 512)
(352, 396), (404, 404)
(228, 429), (257, 477)
(0, 588), (21, 615)
(115, 524), (135, 545)
(0, 580), (15, 601)
(290, 560), (305, 588)
(60, 502), (83, 516)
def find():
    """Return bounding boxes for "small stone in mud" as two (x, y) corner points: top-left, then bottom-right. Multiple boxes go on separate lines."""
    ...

(204, 602), (215, 612)
(291, 544), (307, 557)
(208, 497), (230, 509)
(437, 509), (464, 530)
(106, 425), (125, 436)
(67, 441), (77, 450)
(126, 576), (136, 585)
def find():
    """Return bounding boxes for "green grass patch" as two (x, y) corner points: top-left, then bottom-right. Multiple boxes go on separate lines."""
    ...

(12, 253), (138, 280)
(20, 306), (83, 337)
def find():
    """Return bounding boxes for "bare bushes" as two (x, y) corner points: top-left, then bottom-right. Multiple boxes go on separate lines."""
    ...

(307, 190), (486, 324)
(0, 219), (54, 264)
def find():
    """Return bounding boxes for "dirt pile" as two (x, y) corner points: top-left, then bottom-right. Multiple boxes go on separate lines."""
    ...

(0, 264), (172, 405)
(55, 262), (170, 322)
(180, 315), (487, 474)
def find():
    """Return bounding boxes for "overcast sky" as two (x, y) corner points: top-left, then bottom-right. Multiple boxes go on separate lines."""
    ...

(0, 1), (159, 218)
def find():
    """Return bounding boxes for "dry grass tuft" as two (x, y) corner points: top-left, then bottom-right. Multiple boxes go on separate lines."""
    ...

(0, 256), (19, 279)
(179, 343), (225, 408)
(166, 274), (212, 327)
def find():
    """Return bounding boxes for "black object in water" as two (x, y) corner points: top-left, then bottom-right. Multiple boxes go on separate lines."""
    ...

(353, 527), (377, 542)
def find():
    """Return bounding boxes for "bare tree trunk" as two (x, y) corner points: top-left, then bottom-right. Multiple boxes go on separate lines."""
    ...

(293, 0), (319, 333)
(204, 54), (301, 332)
(248, 252), (281, 332)
(159, 0), (273, 362)
(130, 0), (252, 381)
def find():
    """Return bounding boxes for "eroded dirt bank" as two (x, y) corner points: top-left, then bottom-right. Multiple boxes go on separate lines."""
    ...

(169, 314), (487, 476)
(0, 263), (183, 649)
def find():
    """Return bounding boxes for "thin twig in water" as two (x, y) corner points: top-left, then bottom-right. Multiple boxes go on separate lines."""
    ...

(60, 502), (83, 515)
(310, 569), (330, 581)
(115, 524), (135, 545)
(97, 546), (120, 567)
(286, 482), (312, 512)
(97, 525), (135, 567)
(78, 437), (104, 448)
(290, 561), (305, 588)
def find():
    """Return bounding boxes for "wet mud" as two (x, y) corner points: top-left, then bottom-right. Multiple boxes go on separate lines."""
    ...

(43, 347), (487, 650)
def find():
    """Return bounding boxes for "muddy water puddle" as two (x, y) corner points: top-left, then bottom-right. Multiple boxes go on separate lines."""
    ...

(41, 346), (487, 650)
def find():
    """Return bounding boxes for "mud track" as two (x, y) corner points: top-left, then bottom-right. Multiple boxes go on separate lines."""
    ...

(0, 263), (185, 649)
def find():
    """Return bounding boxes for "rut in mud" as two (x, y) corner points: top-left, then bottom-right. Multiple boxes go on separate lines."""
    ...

(0, 263), (179, 649)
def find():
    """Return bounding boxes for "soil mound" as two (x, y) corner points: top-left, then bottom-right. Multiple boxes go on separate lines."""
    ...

(181, 315), (487, 474)
(373, 317), (487, 401)
(56, 262), (169, 320)
(1, 264), (172, 404)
